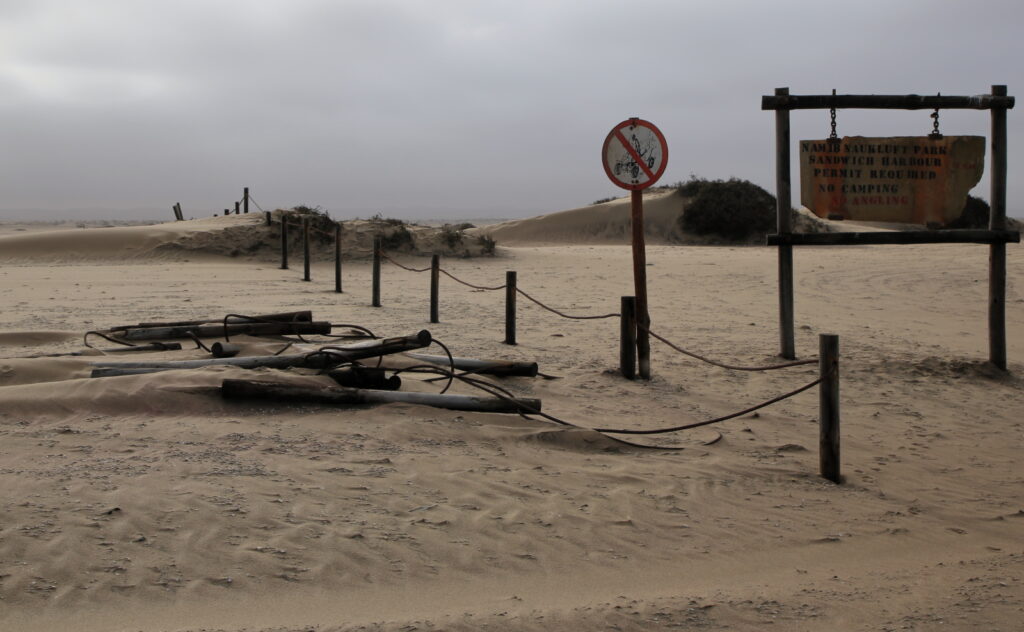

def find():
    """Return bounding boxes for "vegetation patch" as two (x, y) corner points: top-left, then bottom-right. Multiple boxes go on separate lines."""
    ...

(677, 177), (777, 240)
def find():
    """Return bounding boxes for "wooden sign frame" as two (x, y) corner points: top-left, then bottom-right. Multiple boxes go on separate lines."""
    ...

(761, 86), (1018, 369)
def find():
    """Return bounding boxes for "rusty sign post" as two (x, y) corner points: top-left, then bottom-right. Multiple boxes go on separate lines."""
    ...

(602, 118), (668, 379)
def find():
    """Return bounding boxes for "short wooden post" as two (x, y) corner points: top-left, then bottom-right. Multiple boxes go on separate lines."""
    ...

(819, 334), (840, 483)
(504, 271), (517, 345)
(224, 209), (230, 216)
(265, 211), (271, 226)
(620, 296), (637, 379)
(989, 85), (1008, 370)
(334, 223), (343, 293)
(243, 187), (249, 213)
(372, 236), (382, 307)
(775, 87), (796, 360)
(280, 218), (289, 270)
(234, 201), (240, 215)
(302, 218), (311, 281)
(430, 254), (440, 323)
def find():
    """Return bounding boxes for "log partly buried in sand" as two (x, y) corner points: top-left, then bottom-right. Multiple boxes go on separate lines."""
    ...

(90, 331), (434, 378)
(130, 311), (314, 329)
(405, 353), (539, 378)
(221, 378), (541, 414)
(116, 321), (332, 342)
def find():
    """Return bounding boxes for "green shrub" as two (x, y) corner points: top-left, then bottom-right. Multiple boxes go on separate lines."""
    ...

(440, 224), (463, 249)
(678, 178), (776, 240)
(477, 234), (496, 255)
(378, 224), (414, 251)
(945, 195), (990, 229)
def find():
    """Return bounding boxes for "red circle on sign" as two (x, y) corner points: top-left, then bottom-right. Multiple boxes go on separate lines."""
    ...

(601, 118), (669, 191)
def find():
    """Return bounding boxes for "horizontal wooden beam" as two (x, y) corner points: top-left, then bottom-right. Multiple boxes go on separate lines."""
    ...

(767, 230), (1020, 246)
(762, 93), (1015, 111)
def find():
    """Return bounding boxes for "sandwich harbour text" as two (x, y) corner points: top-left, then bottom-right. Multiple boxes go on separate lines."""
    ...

(802, 140), (954, 207)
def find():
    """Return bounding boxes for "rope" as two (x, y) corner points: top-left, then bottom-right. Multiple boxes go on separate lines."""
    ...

(643, 325), (817, 372)
(594, 374), (824, 435)
(382, 254), (431, 273)
(84, 330), (136, 349)
(440, 269), (507, 291)
(515, 287), (619, 320)
(248, 195), (266, 212)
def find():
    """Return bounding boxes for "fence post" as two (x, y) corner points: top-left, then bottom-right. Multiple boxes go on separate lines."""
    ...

(372, 236), (382, 307)
(280, 218), (289, 270)
(334, 223), (343, 293)
(620, 296), (637, 379)
(819, 333), (840, 483)
(243, 187), (249, 214)
(265, 211), (271, 226)
(504, 271), (517, 345)
(235, 201), (240, 215)
(430, 254), (440, 323)
(224, 209), (230, 216)
(302, 217), (311, 281)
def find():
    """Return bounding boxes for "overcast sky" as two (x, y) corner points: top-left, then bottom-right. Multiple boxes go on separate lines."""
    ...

(1, 0), (1021, 221)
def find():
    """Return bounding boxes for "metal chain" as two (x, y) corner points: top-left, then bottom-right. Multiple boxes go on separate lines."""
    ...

(929, 92), (943, 139)
(827, 88), (840, 148)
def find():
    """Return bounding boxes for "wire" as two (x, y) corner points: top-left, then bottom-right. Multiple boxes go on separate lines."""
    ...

(643, 325), (817, 372)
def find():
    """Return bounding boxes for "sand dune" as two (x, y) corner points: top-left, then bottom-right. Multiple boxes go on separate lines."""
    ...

(0, 201), (1021, 631)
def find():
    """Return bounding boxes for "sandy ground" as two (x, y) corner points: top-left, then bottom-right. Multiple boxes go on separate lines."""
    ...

(0, 216), (1021, 631)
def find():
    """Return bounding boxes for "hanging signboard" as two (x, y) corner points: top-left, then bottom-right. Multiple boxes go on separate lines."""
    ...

(799, 135), (985, 225)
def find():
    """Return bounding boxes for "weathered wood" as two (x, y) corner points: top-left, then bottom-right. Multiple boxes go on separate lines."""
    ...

(620, 296), (637, 379)
(762, 93), (1015, 111)
(990, 85), (1009, 370)
(775, 87), (796, 361)
(631, 190), (651, 378)
(430, 254), (440, 323)
(372, 236), (382, 307)
(243, 187), (249, 214)
(117, 321), (332, 342)
(327, 367), (401, 390)
(91, 331), (432, 377)
(234, 201), (240, 215)
(24, 342), (182, 358)
(211, 342), (241, 358)
(221, 379), (542, 414)
(767, 230), (1020, 246)
(504, 271), (517, 345)
(280, 219), (289, 269)
(265, 211), (272, 226)
(303, 217), (311, 282)
(334, 223), (343, 293)
(819, 334), (841, 483)
(133, 311), (313, 329)
(406, 353), (539, 378)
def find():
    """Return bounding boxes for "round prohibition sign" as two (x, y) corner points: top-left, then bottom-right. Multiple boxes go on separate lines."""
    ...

(602, 118), (668, 190)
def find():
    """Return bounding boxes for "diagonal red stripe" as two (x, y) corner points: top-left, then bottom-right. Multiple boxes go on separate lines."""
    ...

(613, 128), (657, 181)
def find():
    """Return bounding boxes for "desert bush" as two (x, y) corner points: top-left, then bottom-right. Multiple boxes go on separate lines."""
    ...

(370, 213), (407, 226)
(455, 222), (476, 231)
(292, 204), (329, 218)
(592, 196), (618, 205)
(678, 177), (777, 240)
(378, 224), (414, 251)
(477, 234), (496, 255)
(440, 224), (463, 249)
(945, 195), (990, 229)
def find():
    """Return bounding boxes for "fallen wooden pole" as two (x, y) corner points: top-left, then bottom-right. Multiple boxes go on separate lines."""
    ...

(116, 321), (332, 342)
(406, 353), (538, 377)
(90, 331), (433, 377)
(22, 342), (182, 358)
(130, 311), (313, 329)
(221, 379), (542, 414)
(327, 366), (402, 390)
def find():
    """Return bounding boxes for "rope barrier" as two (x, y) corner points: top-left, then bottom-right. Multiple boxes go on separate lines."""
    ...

(514, 287), (619, 320)
(642, 325), (817, 372)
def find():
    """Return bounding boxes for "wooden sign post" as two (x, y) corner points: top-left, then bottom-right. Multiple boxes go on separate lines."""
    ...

(602, 118), (668, 379)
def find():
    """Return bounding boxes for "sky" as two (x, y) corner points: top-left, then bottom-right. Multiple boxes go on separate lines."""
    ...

(1, 0), (1022, 221)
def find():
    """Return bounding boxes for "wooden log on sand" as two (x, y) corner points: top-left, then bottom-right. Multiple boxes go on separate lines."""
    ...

(116, 321), (332, 342)
(90, 331), (433, 377)
(405, 353), (539, 377)
(130, 311), (313, 329)
(221, 378), (542, 414)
